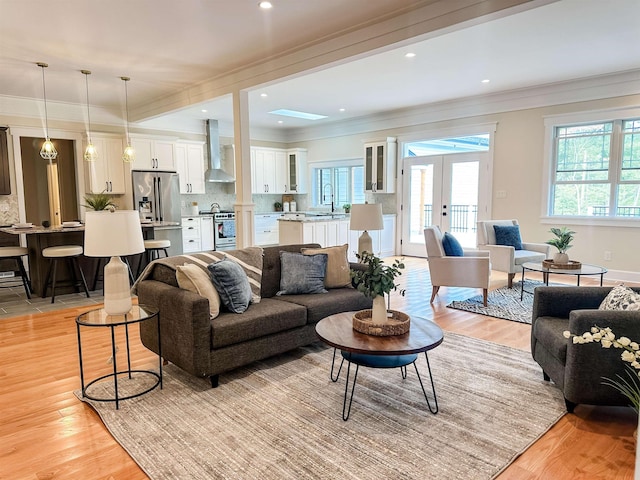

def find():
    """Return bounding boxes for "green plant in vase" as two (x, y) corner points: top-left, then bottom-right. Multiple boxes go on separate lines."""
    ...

(342, 203), (351, 213)
(351, 251), (405, 323)
(545, 227), (575, 264)
(83, 192), (117, 211)
(274, 201), (283, 212)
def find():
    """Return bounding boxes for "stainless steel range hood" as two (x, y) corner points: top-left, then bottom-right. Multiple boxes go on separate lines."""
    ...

(205, 119), (235, 183)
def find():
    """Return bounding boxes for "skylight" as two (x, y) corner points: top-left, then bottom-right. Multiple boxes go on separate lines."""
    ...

(269, 109), (328, 120)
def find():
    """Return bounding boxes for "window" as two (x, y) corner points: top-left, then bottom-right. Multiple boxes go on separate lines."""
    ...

(548, 116), (640, 218)
(404, 134), (490, 156)
(311, 164), (364, 208)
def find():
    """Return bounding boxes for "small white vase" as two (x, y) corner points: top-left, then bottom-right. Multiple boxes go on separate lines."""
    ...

(553, 252), (569, 264)
(372, 295), (388, 323)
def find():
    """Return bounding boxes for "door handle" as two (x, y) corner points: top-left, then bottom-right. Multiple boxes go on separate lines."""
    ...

(442, 212), (447, 216)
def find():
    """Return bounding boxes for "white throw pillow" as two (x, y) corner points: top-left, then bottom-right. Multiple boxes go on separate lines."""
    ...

(176, 263), (221, 318)
(599, 285), (640, 311)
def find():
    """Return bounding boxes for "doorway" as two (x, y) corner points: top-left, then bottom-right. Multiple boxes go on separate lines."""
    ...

(401, 152), (486, 256)
(20, 137), (78, 226)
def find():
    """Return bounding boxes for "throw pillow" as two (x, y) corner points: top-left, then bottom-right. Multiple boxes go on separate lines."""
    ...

(277, 251), (328, 295)
(493, 225), (523, 250)
(176, 263), (221, 319)
(442, 232), (464, 256)
(599, 285), (640, 311)
(301, 244), (351, 289)
(207, 258), (252, 313)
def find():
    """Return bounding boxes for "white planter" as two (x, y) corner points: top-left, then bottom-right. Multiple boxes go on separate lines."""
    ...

(553, 252), (569, 264)
(372, 295), (387, 323)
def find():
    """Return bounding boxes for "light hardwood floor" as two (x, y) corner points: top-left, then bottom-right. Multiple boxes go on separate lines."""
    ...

(0, 257), (636, 479)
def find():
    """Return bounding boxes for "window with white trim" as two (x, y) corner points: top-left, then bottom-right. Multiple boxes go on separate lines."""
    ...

(549, 117), (640, 218)
(311, 164), (364, 208)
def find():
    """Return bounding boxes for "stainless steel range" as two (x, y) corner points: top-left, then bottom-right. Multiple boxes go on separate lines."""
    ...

(213, 211), (236, 251)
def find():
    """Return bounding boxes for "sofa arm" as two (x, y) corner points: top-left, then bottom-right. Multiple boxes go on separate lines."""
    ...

(137, 279), (212, 377)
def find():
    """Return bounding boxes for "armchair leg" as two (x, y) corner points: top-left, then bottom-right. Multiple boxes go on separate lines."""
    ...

(430, 286), (440, 303)
(507, 273), (515, 289)
(482, 289), (488, 307)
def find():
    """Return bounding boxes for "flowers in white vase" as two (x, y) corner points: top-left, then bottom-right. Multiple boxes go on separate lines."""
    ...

(564, 326), (640, 411)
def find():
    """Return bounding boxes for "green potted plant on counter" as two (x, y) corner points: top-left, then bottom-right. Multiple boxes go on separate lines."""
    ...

(343, 203), (351, 214)
(274, 201), (283, 212)
(83, 192), (117, 211)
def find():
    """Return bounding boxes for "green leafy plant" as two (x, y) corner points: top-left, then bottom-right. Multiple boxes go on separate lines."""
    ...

(274, 201), (283, 212)
(342, 203), (351, 213)
(351, 251), (405, 299)
(83, 192), (116, 211)
(545, 227), (575, 253)
(565, 326), (640, 412)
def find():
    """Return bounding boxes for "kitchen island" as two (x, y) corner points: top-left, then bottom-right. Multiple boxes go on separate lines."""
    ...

(0, 222), (168, 297)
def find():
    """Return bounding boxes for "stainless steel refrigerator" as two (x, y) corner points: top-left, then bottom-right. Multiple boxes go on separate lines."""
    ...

(131, 170), (183, 256)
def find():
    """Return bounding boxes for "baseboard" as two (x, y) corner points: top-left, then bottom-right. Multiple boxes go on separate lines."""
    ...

(604, 269), (640, 284)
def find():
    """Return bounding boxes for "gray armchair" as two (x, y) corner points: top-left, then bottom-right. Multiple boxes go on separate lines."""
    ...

(531, 286), (640, 412)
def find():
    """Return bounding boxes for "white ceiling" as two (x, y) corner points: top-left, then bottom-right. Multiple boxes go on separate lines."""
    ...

(1, 0), (639, 138)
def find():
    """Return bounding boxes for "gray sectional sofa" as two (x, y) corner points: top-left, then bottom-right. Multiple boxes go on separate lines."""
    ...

(136, 243), (372, 386)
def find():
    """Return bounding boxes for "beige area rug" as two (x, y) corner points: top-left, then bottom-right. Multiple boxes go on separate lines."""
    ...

(76, 332), (566, 480)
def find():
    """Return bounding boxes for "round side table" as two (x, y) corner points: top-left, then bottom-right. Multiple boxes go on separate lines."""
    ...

(76, 304), (162, 409)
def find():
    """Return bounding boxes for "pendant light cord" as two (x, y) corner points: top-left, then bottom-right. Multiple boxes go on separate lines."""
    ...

(39, 63), (50, 139)
(83, 70), (92, 144)
(123, 77), (131, 145)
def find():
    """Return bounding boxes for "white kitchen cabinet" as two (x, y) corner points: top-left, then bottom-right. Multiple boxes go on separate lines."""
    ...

(175, 141), (205, 194)
(251, 147), (287, 194)
(286, 148), (307, 193)
(200, 215), (214, 251)
(182, 216), (202, 253)
(279, 218), (350, 248)
(364, 137), (397, 193)
(85, 134), (126, 194)
(131, 136), (176, 171)
(254, 213), (281, 246)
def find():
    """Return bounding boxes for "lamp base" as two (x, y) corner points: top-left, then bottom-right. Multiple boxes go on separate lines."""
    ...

(104, 256), (133, 316)
(358, 230), (373, 257)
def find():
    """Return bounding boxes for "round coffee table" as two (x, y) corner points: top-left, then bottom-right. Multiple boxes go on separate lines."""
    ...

(315, 311), (444, 420)
(520, 261), (608, 300)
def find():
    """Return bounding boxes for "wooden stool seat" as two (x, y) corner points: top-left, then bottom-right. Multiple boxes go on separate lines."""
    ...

(136, 240), (171, 278)
(0, 246), (32, 298)
(42, 245), (90, 303)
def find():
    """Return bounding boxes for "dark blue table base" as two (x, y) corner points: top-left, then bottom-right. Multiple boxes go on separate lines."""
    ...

(330, 348), (439, 421)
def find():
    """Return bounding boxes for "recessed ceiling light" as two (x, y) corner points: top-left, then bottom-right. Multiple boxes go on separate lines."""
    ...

(201, 109), (208, 113)
(260, 93), (268, 97)
(259, 1), (272, 9)
(481, 79), (490, 83)
(339, 108), (345, 112)
(405, 52), (416, 58)
(277, 120), (284, 124)
(269, 109), (328, 120)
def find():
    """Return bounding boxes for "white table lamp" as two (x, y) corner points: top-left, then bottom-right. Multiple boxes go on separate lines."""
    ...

(84, 210), (145, 315)
(349, 203), (384, 257)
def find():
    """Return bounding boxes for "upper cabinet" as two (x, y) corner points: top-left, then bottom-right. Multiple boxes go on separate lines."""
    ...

(131, 136), (176, 171)
(251, 147), (287, 194)
(175, 141), (205, 194)
(364, 137), (397, 193)
(286, 148), (307, 193)
(85, 134), (126, 194)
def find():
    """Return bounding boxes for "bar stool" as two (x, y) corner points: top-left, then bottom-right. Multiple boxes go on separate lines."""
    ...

(42, 245), (90, 303)
(0, 246), (32, 299)
(136, 239), (171, 277)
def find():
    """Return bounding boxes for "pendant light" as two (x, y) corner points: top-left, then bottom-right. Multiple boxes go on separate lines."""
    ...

(82, 70), (98, 162)
(37, 62), (57, 161)
(121, 76), (135, 163)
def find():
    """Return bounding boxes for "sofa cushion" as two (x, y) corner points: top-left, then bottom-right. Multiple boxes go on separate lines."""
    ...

(176, 263), (221, 318)
(211, 298), (307, 349)
(275, 288), (372, 324)
(208, 258), (252, 313)
(261, 244), (321, 298)
(599, 284), (640, 311)
(301, 244), (352, 289)
(442, 232), (464, 256)
(493, 225), (523, 250)
(277, 251), (328, 295)
(532, 316), (568, 363)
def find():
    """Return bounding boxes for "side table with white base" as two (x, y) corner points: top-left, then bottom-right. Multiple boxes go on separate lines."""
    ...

(76, 304), (162, 409)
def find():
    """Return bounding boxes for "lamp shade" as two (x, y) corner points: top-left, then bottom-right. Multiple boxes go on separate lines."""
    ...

(349, 203), (383, 231)
(84, 210), (145, 257)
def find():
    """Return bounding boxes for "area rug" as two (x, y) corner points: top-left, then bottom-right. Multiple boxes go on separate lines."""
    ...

(447, 281), (549, 324)
(76, 332), (565, 480)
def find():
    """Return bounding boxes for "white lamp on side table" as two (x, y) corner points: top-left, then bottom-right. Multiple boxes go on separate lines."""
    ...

(349, 203), (384, 257)
(84, 210), (145, 315)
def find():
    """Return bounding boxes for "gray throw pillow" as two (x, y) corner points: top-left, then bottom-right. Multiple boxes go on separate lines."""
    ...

(599, 285), (640, 311)
(277, 251), (328, 295)
(207, 258), (252, 313)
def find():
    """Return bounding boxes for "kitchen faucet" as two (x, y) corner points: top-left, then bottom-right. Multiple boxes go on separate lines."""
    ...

(322, 183), (335, 213)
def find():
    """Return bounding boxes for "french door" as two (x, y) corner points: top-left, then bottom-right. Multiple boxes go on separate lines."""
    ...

(401, 153), (486, 257)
